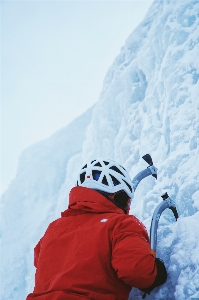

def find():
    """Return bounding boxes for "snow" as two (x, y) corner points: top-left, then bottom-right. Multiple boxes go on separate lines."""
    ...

(1, 0), (199, 299)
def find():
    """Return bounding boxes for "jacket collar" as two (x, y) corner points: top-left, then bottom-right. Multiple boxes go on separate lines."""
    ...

(61, 186), (124, 217)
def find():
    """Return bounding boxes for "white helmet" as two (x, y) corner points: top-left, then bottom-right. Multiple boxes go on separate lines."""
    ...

(77, 159), (134, 199)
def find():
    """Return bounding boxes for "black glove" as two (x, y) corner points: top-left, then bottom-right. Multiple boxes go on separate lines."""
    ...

(140, 258), (167, 299)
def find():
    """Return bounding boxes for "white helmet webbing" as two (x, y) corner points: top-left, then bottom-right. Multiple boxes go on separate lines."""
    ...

(77, 159), (134, 199)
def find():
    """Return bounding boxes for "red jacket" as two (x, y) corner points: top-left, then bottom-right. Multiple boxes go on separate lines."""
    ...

(27, 186), (156, 300)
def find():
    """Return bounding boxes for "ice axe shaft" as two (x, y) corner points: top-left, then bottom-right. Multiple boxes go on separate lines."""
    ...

(150, 192), (179, 257)
(144, 195), (178, 298)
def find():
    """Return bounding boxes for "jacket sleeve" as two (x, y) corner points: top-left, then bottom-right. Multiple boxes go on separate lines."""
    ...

(33, 222), (53, 268)
(34, 238), (43, 268)
(111, 215), (157, 289)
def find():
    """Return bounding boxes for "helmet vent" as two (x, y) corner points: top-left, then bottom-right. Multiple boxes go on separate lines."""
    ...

(82, 164), (87, 169)
(110, 166), (124, 176)
(94, 162), (102, 167)
(80, 172), (86, 183)
(91, 160), (96, 164)
(103, 161), (109, 165)
(92, 170), (101, 181)
(120, 165), (127, 171)
(102, 176), (109, 186)
(122, 179), (132, 193)
(110, 175), (120, 186)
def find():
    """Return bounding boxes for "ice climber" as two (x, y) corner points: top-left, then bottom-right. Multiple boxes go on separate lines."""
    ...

(26, 159), (167, 300)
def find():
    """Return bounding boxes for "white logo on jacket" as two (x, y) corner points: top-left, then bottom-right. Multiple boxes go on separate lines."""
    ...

(100, 219), (108, 222)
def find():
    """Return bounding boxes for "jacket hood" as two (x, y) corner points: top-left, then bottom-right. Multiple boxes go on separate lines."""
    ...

(62, 186), (124, 217)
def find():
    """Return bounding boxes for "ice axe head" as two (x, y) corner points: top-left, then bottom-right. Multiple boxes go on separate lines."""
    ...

(142, 154), (157, 179)
(142, 154), (153, 166)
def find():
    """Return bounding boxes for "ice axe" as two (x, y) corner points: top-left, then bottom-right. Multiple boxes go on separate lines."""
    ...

(131, 155), (179, 298)
(132, 154), (157, 191)
(150, 192), (179, 257)
(131, 154), (178, 257)
(141, 193), (179, 299)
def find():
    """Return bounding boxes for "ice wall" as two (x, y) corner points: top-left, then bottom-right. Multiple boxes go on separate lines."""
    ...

(0, 107), (94, 299)
(66, 0), (199, 299)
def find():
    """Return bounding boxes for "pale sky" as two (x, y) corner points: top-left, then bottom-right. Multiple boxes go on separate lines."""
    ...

(1, 0), (154, 194)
